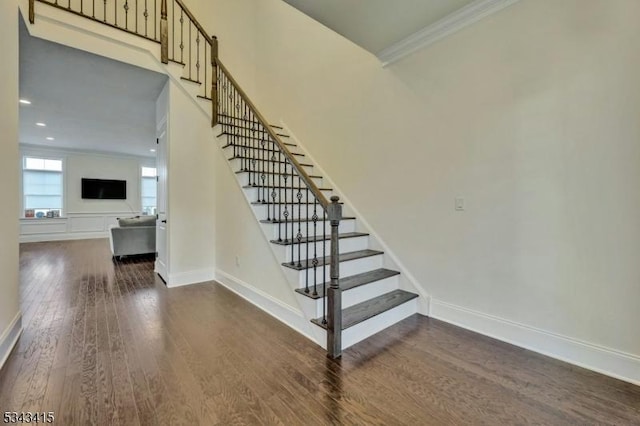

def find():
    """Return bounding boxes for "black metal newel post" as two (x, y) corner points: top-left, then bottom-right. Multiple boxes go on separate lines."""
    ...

(326, 196), (342, 358)
(159, 0), (168, 63)
(211, 35), (218, 127)
(29, 0), (35, 24)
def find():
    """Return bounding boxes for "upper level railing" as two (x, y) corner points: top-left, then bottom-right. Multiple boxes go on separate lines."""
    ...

(30, 0), (344, 358)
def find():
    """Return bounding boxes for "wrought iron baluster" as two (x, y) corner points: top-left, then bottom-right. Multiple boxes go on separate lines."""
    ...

(323, 208), (327, 322)
(188, 21), (192, 80)
(103, 0), (106, 22)
(277, 150), (282, 240)
(92, 0), (95, 18)
(283, 158), (289, 243)
(312, 198), (318, 296)
(144, 0), (148, 36)
(114, 0), (117, 25)
(260, 135), (266, 203)
(134, 0), (137, 33)
(154, 0), (157, 39)
(179, 9), (183, 63)
(171, 0), (175, 60)
(196, 32), (201, 84)
(124, 0), (128, 29)
(297, 176), (304, 277)
(270, 141), (277, 222)
(290, 162), (295, 263)
(305, 188), (310, 294)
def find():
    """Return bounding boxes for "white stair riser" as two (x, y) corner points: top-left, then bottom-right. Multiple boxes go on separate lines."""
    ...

(227, 158), (314, 175)
(237, 173), (323, 188)
(273, 236), (369, 263)
(180, 79), (204, 98)
(251, 203), (329, 220)
(342, 298), (418, 350)
(218, 134), (301, 154)
(262, 219), (356, 240)
(290, 255), (383, 288)
(306, 275), (400, 317)
(243, 187), (330, 204)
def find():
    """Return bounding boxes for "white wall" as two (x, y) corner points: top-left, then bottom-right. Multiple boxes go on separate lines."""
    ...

(65, 152), (145, 214)
(165, 80), (218, 286)
(209, 0), (640, 382)
(19, 146), (154, 242)
(0, 0), (22, 369)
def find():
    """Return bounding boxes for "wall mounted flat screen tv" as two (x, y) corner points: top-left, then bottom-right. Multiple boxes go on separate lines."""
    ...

(81, 178), (127, 200)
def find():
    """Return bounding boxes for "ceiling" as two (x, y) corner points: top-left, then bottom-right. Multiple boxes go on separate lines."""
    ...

(282, 0), (477, 55)
(19, 20), (168, 158)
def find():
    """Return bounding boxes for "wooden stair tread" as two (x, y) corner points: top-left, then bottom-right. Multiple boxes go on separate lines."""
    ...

(237, 170), (321, 178)
(180, 76), (202, 85)
(230, 157), (313, 167)
(218, 114), (282, 129)
(223, 144), (303, 155)
(251, 201), (343, 206)
(244, 185), (331, 191)
(260, 217), (355, 224)
(271, 232), (368, 246)
(217, 131), (295, 145)
(283, 249), (383, 271)
(311, 290), (418, 330)
(295, 268), (400, 299)
(219, 122), (289, 137)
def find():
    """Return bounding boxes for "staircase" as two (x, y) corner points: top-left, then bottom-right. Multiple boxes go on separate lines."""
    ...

(215, 116), (419, 352)
(27, 0), (421, 357)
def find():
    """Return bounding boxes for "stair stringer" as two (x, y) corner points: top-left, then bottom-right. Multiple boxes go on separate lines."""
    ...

(278, 120), (432, 316)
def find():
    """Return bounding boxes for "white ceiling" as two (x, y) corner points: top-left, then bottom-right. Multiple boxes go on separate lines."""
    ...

(19, 20), (168, 158)
(282, 0), (477, 55)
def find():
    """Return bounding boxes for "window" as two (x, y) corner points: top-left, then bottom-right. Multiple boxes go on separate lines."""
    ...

(141, 166), (157, 216)
(23, 156), (63, 218)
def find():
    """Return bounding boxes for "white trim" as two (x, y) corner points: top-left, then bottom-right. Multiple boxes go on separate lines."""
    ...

(215, 269), (318, 344)
(0, 312), (23, 371)
(279, 121), (431, 315)
(430, 299), (640, 386)
(166, 268), (215, 288)
(378, 0), (523, 66)
(20, 231), (107, 243)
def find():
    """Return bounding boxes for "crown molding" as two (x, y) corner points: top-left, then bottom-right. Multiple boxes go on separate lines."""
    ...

(378, 0), (522, 66)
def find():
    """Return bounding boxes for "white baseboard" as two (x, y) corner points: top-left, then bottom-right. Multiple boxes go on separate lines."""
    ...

(0, 312), (23, 371)
(20, 231), (108, 243)
(215, 269), (318, 344)
(430, 299), (640, 386)
(166, 268), (215, 288)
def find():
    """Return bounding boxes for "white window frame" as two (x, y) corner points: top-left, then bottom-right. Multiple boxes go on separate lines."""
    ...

(140, 166), (157, 216)
(21, 154), (66, 219)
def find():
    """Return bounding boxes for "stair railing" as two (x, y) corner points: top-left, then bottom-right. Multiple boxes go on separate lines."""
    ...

(29, 0), (345, 358)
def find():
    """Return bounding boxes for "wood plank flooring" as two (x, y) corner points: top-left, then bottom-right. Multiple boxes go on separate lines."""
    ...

(0, 239), (638, 425)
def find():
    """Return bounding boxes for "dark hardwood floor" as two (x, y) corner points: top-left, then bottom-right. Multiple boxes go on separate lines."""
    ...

(1, 239), (638, 425)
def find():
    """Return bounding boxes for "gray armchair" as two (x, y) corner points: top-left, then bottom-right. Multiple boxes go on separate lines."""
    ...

(109, 216), (156, 259)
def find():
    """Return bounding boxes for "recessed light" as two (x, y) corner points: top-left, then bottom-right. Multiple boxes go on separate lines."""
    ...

(150, 149), (156, 152)
(46, 137), (55, 141)
(19, 99), (31, 105)
(36, 122), (46, 127)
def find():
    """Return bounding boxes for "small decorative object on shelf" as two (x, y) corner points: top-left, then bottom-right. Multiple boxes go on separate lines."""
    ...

(52, 210), (60, 218)
(25, 209), (35, 218)
(36, 211), (45, 218)
(46, 211), (54, 218)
